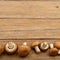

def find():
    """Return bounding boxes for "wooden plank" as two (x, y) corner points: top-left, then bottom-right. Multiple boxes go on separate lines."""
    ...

(0, 19), (59, 39)
(0, 1), (60, 18)
(0, 40), (60, 60)
(0, 19), (60, 30)
(0, 29), (60, 39)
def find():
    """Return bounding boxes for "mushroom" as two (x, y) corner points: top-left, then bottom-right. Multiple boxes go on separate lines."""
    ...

(31, 41), (41, 53)
(49, 43), (58, 56)
(40, 42), (49, 51)
(0, 44), (4, 55)
(54, 41), (60, 55)
(49, 48), (58, 56)
(18, 42), (31, 57)
(5, 42), (18, 54)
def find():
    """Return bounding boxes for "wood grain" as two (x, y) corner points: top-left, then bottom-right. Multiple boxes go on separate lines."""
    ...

(0, 19), (59, 39)
(0, 1), (59, 60)
(0, 1), (60, 18)
(0, 19), (60, 30)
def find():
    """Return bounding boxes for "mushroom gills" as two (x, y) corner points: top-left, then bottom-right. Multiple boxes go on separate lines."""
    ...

(8, 45), (14, 49)
(41, 42), (49, 49)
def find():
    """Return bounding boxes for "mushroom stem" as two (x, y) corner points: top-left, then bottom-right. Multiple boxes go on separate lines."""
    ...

(50, 43), (54, 48)
(23, 42), (27, 46)
(58, 50), (60, 54)
(35, 46), (40, 53)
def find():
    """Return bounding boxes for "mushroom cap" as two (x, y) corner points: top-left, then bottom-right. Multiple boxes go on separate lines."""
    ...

(0, 44), (4, 55)
(18, 45), (31, 57)
(5, 42), (18, 54)
(54, 42), (60, 49)
(40, 42), (49, 51)
(49, 48), (58, 56)
(31, 41), (40, 48)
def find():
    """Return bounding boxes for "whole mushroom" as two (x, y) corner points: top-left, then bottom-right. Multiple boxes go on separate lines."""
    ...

(31, 41), (41, 53)
(40, 42), (49, 51)
(0, 44), (4, 55)
(49, 43), (58, 56)
(18, 42), (31, 57)
(54, 41), (60, 55)
(5, 42), (18, 54)
(49, 48), (58, 56)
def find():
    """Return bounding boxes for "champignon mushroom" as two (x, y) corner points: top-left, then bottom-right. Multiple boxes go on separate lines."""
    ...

(49, 43), (58, 56)
(5, 42), (18, 54)
(40, 42), (49, 51)
(54, 41), (60, 54)
(0, 44), (4, 55)
(49, 48), (58, 56)
(31, 41), (41, 53)
(18, 42), (31, 57)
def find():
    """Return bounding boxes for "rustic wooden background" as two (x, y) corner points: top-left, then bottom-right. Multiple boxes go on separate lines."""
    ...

(0, 1), (60, 60)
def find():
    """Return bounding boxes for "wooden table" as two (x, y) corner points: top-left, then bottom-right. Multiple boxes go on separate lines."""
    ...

(0, 1), (60, 60)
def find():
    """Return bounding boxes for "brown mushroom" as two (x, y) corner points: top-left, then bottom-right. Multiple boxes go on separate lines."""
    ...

(49, 43), (58, 56)
(40, 42), (49, 51)
(54, 41), (60, 54)
(5, 42), (18, 54)
(31, 41), (41, 53)
(49, 48), (58, 56)
(18, 42), (31, 57)
(0, 44), (4, 55)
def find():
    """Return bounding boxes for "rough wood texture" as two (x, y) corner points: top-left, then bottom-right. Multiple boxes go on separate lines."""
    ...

(0, 1), (60, 60)
(0, 19), (60, 39)
(0, 1), (60, 18)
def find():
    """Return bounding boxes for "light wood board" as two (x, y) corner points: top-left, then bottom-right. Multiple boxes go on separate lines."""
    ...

(0, 1), (59, 18)
(0, 1), (59, 60)
(0, 19), (60, 39)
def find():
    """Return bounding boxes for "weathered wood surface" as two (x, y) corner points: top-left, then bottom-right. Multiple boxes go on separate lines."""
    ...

(0, 1), (59, 60)
(0, 19), (60, 39)
(0, 1), (60, 18)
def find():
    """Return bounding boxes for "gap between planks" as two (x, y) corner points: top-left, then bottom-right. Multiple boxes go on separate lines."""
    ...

(0, 0), (60, 1)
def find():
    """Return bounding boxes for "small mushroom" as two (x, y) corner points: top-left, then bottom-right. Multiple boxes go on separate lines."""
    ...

(31, 41), (41, 53)
(49, 43), (58, 56)
(40, 42), (49, 51)
(18, 42), (31, 57)
(5, 42), (18, 54)
(0, 44), (4, 55)
(54, 42), (60, 55)
(49, 48), (58, 56)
